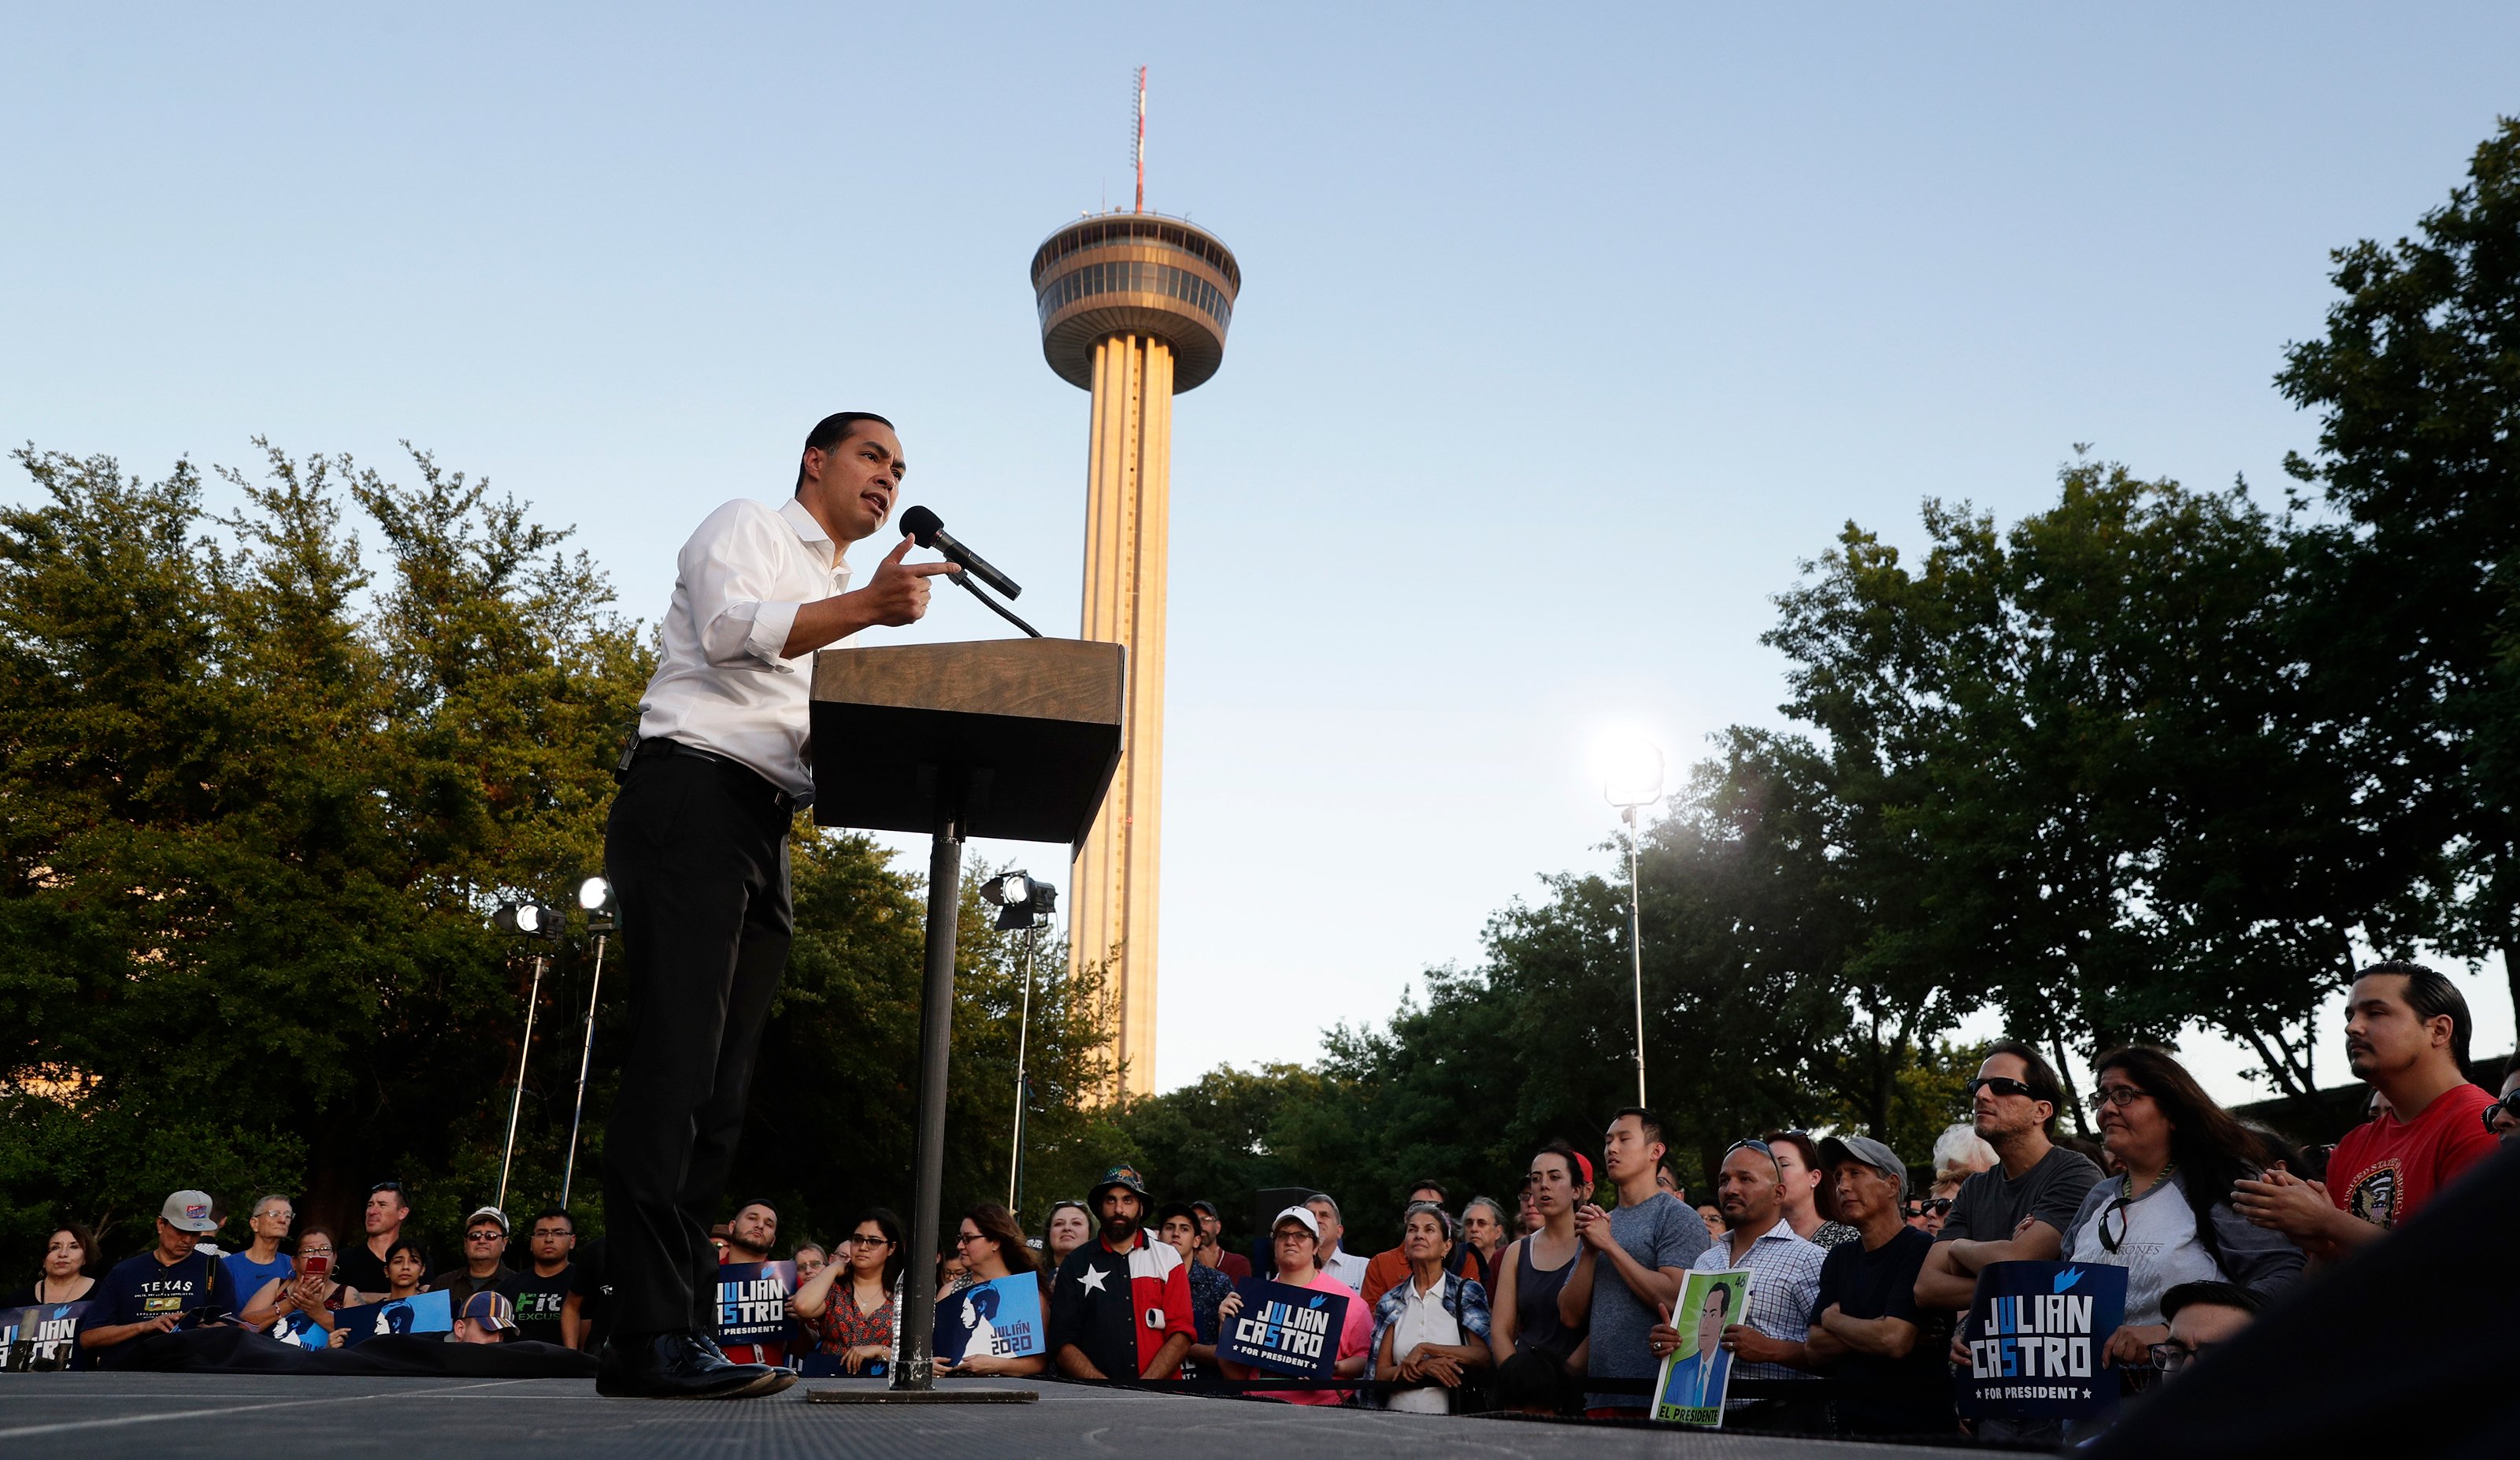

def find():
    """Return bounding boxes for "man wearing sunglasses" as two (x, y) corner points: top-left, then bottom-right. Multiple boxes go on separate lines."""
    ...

(2490, 1063), (2520, 1143)
(432, 1206), (520, 1314)
(1912, 1043), (2101, 1446)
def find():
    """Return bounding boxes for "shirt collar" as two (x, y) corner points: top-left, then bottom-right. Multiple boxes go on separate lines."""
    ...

(776, 497), (840, 565)
(1410, 1271), (1447, 1301)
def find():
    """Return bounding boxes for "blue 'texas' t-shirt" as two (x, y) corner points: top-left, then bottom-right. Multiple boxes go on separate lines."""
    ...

(91, 1250), (235, 1365)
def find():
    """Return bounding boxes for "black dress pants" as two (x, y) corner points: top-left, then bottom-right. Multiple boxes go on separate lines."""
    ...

(601, 750), (793, 1337)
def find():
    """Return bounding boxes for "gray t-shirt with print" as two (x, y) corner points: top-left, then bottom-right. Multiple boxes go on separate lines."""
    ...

(1583, 1190), (1711, 1410)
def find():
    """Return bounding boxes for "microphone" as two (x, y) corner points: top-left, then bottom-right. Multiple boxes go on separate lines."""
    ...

(899, 505), (1023, 600)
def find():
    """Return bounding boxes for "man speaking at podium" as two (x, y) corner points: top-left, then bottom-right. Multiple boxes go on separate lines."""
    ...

(599, 411), (955, 1399)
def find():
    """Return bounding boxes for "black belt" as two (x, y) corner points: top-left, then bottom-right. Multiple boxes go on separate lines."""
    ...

(622, 737), (802, 816)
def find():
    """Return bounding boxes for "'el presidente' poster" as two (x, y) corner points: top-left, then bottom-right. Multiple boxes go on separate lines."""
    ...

(934, 1274), (1044, 1364)
(335, 1290), (454, 1346)
(1651, 1269), (1752, 1426)
(1957, 1261), (2129, 1421)
(2, 1302), (91, 1371)
(1218, 1278), (1347, 1380)
(715, 1261), (799, 1349)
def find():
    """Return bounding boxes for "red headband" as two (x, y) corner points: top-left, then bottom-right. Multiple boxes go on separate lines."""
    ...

(1573, 1153), (1594, 1189)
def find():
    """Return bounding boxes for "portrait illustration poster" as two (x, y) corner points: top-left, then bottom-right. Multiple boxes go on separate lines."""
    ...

(334, 1290), (453, 1346)
(933, 1274), (1043, 1363)
(1651, 1268), (1752, 1427)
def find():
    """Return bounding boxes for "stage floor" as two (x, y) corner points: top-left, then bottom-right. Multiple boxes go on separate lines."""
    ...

(0, 1373), (1986, 1458)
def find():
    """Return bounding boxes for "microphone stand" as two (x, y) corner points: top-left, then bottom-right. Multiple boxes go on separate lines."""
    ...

(952, 572), (1043, 639)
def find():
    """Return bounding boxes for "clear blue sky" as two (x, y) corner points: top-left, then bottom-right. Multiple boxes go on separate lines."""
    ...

(8, 5), (2516, 1100)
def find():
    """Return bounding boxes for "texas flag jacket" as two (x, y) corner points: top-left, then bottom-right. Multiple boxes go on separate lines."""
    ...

(1047, 1228), (1195, 1377)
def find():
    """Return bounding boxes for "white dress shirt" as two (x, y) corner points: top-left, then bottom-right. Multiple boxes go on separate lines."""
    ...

(1385, 1273), (1464, 1414)
(636, 497), (854, 802)
(1321, 1247), (1369, 1294)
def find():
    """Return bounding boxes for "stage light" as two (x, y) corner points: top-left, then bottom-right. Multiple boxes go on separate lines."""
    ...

(493, 902), (561, 939)
(577, 876), (612, 912)
(981, 872), (1055, 931)
(1599, 732), (1666, 810)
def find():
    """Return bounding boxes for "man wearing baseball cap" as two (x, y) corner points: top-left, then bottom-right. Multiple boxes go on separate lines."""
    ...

(453, 1289), (520, 1345)
(432, 1206), (521, 1313)
(1047, 1165), (1193, 1382)
(1802, 1136), (1953, 1436)
(80, 1190), (240, 1366)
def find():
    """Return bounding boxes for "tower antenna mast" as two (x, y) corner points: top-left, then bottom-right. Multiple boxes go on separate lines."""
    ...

(1132, 65), (1147, 213)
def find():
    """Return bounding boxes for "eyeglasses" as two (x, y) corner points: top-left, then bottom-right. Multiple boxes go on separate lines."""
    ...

(954, 1232), (987, 1247)
(847, 1235), (893, 1248)
(1966, 1076), (2037, 1101)
(2149, 1340), (2221, 1373)
(465, 1229), (503, 1242)
(1273, 1229), (1315, 1243)
(2088, 1085), (2151, 1113)
(2481, 1091), (2520, 1135)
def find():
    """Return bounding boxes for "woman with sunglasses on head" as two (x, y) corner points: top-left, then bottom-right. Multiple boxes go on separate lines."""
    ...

(2062, 1047), (2305, 1377)
(932, 1204), (1044, 1378)
(791, 1209), (903, 1375)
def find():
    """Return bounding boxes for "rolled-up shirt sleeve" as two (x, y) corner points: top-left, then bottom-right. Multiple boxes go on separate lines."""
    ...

(683, 504), (810, 672)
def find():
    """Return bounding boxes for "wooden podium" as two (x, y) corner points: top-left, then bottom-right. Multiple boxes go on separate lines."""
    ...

(809, 638), (1124, 1393)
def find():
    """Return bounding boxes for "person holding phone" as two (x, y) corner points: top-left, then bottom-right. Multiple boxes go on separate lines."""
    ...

(239, 1227), (353, 1347)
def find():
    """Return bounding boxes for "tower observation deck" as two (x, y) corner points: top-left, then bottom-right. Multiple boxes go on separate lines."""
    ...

(1032, 211), (1240, 1100)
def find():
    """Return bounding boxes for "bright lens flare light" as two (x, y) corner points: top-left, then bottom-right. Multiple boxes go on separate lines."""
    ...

(1596, 732), (1666, 810)
(577, 876), (611, 912)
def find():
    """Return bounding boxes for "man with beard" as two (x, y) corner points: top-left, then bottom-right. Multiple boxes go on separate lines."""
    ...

(2233, 962), (2497, 1254)
(1048, 1166), (1193, 1381)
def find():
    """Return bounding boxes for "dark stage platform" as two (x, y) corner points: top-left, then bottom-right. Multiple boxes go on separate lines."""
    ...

(0, 1373), (1984, 1458)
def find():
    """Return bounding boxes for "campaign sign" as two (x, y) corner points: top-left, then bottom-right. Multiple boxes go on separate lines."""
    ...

(715, 1261), (797, 1348)
(1, 1302), (91, 1372)
(1219, 1278), (1345, 1380)
(334, 1290), (454, 1346)
(934, 1275), (1045, 1364)
(1957, 1262), (2129, 1420)
(1651, 1269), (1752, 1427)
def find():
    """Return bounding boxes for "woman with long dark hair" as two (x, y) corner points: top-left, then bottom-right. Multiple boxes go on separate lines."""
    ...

(2, 1225), (96, 1309)
(791, 1208), (904, 1374)
(2065, 1047), (2305, 1369)
(1486, 1139), (1592, 1413)
(934, 1203), (1043, 1378)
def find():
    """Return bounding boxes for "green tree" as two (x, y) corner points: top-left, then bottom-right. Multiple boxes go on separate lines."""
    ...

(2277, 117), (2520, 1026)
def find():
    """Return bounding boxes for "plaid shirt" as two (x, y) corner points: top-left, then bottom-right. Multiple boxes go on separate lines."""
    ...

(1367, 1269), (1492, 1377)
(1692, 1219), (1825, 1385)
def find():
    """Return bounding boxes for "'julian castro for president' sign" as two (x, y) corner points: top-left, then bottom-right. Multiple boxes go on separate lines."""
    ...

(1219, 1278), (1347, 1380)
(1958, 1262), (2129, 1421)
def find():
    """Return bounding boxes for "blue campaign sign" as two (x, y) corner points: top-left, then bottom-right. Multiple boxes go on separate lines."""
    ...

(1218, 1277), (1346, 1380)
(335, 1290), (454, 1346)
(1957, 1262), (2129, 1420)
(2, 1301), (91, 1371)
(935, 1275), (1045, 1364)
(714, 1261), (798, 1347)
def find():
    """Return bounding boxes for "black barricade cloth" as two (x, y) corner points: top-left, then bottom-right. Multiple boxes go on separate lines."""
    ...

(106, 1327), (599, 1377)
(2088, 1139), (2520, 1460)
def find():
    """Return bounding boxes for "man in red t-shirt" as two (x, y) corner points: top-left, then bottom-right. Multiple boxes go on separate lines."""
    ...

(2235, 962), (2498, 1259)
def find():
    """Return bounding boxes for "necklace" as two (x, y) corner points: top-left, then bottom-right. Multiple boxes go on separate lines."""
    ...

(2098, 1162), (2175, 1254)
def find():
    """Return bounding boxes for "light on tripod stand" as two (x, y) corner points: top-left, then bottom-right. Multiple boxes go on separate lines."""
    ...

(493, 902), (561, 939)
(980, 872), (1056, 931)
(576, 876), (614, 932)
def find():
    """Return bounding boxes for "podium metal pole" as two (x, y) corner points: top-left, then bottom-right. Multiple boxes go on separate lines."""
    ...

(892, 774), (965, 1391)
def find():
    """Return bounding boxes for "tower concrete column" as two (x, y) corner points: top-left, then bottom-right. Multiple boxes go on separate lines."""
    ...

(1030, 211), (1237, 1103)
(1072, 334), (1173, 1098)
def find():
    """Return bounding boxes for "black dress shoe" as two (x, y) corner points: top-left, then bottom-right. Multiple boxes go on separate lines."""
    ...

(597, 1331), (781, 1399)
(688, 1332), (799, 1397)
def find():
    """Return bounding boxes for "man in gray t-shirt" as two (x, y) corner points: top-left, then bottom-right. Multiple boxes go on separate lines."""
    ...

(1562, 1110), (1712, 1414)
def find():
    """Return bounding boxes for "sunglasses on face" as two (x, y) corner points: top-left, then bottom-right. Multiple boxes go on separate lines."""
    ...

(1966, 1076), (2037, 1101)
(466, 1229), (502, 1242)
(2481, 1091), (2520, 1134)
(2149, 1340), (2221, 1373)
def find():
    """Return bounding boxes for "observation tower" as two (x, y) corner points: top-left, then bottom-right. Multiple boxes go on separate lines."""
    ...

(1031, 69), (1240, 1099)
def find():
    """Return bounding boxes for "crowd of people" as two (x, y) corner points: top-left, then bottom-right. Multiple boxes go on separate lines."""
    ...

(13, 960), (2514, 1440)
